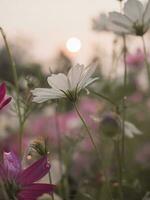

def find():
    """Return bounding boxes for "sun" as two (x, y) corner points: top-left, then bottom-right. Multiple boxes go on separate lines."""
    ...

(66, 37), (82, 53)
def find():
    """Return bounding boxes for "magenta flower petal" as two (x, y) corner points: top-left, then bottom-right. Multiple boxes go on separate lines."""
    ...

(18, 183), (55, 200)
(3, 152), (21, 178)
(0, 153), (55, 199)
(0, 96), (12, 110)
(18, 156), (50, 186)
(0, 82), (11, 110)
(0, 82), (6, 104)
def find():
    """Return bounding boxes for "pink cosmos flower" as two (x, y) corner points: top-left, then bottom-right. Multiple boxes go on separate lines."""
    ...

(72, 138), (96, 177)
(27, 97), (100, 145)
(0, 82), (11, 110)
(135, 143), (150, 166)
(0, 152), (55, 200)
(78, 97), (102, 131)
(129, 92), (143, 103)
(27, 112), (81, 144)
(126, 49), (145, 68)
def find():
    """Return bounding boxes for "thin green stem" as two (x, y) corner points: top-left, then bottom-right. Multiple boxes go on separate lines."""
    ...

(122, 35), (127, 169)
(19, 123), (24, 157)
(54, 110), (66, 199)
(0, 27), (23, 157)
(114, 140), (124, 200)
(73, 102), (113, 200)
(108, 41), (123, 79)
(44, 138), (55, 200)
(48, 171), (55, 200)
(0, 28), (19, 92)
(142, 36), (150, 88)
(74, 102), (99, 155)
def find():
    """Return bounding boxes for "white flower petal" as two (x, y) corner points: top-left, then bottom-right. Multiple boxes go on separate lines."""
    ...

(47, 73), (69, 91)
(124, 0), (144, 22)
(32, 96), (52, 103)
(93, 13), (111, 32)
(31, 88), (64, 103)
(109, 12), (132, 31)
(144, 0), (150, 25)
(124, 121), (142, 138)
(31, 63), (97, 102)
(78, 65), (97, 89)
(31, 88), (63, 96)
(109, 23), (132, 34)
(125, 128), (134, 138)
(83, 77), (99, 88)
(68, 64), (84, 90)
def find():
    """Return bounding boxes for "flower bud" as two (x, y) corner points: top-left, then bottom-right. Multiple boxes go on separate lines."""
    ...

(29, 137), (49, 157)
(100, 113), (121, 139)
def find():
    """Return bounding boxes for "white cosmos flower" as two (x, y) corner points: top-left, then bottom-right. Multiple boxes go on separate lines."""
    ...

(124, 120), (142, 138)
(31, 64), (98, 103)
(92, 13), (111, 32)
(93, 113), (142, 139)
(109, 0), (150, 36)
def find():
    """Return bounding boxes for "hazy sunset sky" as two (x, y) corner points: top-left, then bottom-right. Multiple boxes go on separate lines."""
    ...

(0, 0), (145, 66)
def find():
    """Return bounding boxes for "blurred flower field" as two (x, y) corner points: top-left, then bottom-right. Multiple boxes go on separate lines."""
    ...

(0, 0), (150, 199)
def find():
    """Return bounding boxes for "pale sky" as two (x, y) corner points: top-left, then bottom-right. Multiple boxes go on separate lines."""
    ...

(0, 0), (145, 67)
